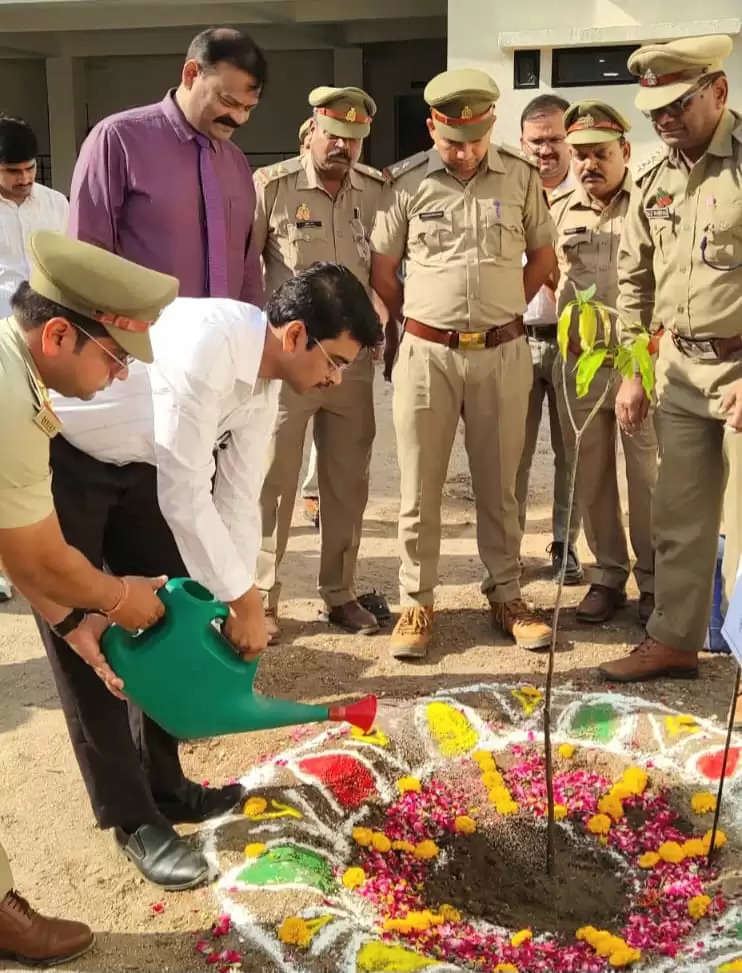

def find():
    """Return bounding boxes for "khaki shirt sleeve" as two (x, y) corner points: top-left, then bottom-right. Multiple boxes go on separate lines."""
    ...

(0, 384), (54, 529)
(616, 181), (655, 343)
(523, 167), (556, 252)
(251, 172), (273, 258)
(370, 182), (408, 264)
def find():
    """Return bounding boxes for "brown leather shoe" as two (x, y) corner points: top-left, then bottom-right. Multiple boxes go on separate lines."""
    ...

(390, 606), (433, 659)
(576, 584), (626, 623)
(0, 890), (94, 967)
(638, 592), (654, 626)
(302, 497), (320, 529)
(328, 599), (380, 635)
(265, 608), (280, 645)
(491, 599), (552, 651)
(598, 637), (698, 683)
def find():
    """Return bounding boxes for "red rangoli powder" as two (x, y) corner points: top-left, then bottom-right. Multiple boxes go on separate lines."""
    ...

(298, 754), (376, 807)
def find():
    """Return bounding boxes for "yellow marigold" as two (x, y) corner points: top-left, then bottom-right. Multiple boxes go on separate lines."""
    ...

(244, 842), (266, 857)
(718, 960), (742, 972)
(598, 794), (624, 822)
(278, 916), (310, 946)
(658, 840), (685, 863)
(587, 813), (612, 835)
(352, 827), (373, 847)
(576, 926), (599, 942)
(703, 828), (727, 850)
(609, 782), (634, 801)
(383, 917), (412, 933)
(621, 767), (648, 796)
(494, 965), (519, 972)
(371, 832), (391, 853)
(638, 851), (660, 868)
(682, 838), (706, 859)
(558, 743), (575, 759)
(481, 770), (505, 789)
(439, 904), (461, 923)
(391, 840), (416, 853)
(609, 946), (641, 967)
(554, 804), (568, 820)
(342, 866), (366, 889)
(691, 792), (717, 815)
(454, 815), (477, 834)
(413, 840), (439, 860)
(244, 796), (268, 817)
(511, 929), (532, 947)
(595, 935), (628, 958)
(473, 749), (495, 767)
(492, 795), (520, 815)
(396, 776), (422, 793)
(688, 894), (712, 919)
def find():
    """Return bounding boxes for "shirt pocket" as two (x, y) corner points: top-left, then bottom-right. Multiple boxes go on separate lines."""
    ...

(647, 217), (672, 260)
(350, 216), (371, 269)
(410, 211), (454, 262)
(558, 229), (593, 274)
(482, 202), (524, 263)
(288, 221), (329, 270)
(703, 199), (742, 268)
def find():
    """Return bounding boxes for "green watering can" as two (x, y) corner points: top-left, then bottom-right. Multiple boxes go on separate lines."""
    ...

(102, 578), (377, 740)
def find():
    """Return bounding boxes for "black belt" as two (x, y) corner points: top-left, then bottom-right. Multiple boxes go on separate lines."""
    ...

(525, 324), (557, 341)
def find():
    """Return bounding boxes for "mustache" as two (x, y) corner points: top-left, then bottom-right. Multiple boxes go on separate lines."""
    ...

(328, 152), (350, 162)
(213, 115), (240, 129)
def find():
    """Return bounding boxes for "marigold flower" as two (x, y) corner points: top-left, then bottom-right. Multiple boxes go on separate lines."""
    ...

(558, 743), (575, 759)
(658, 840), (685, 863)
(342, 866), (366, 889)
(554, 804), (568, 820)
(391, 840), (416, 853)
(396, 776), (421, 793)
(609, 946), (641, 966)
(681, 838), (706, 858)
(413, 840), (439, 860)
(243, 796), (267, 817)
(473, 749), (495, 767)
(621, 766), (648, 796)
(718, 960), (742, 972)
(595, 934), (628, 958)
(587, 813), (612, 835)
(638, 851), (660, 868)
(598, 794), (624, 821)
(481, 770), (505, 789)
(278, 917), (311, 946)
(371, 832), (391, 853)
(691, 792), (717, 814)
(511, 929), (532, 947)
(352, 827), (373, 847)
(439, 904), (461, 923)
(244, 842), (266, 858)
(688, 894), (712, 919)
(703, 828), (727, 850)
(609, 782), (634, 801)
(454, 815), (477, 834)
(494, 965), (519, 972)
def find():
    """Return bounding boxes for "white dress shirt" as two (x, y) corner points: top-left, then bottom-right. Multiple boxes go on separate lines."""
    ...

(0, 182), (69, 316)
(523, 170), (575, 327)
(51, 298), (278, 603)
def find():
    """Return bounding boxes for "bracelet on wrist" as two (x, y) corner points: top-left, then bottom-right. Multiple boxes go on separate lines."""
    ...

(104, 578), (128, 617)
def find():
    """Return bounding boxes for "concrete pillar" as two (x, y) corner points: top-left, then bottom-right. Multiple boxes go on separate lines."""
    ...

(333, 47), (364, 88)
(45, 56), (85, 195)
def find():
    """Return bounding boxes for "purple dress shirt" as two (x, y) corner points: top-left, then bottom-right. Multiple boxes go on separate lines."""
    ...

(69, 91), (262, 305)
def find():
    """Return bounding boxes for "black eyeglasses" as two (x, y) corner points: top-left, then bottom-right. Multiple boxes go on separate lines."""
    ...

(643, 76), (715, 120)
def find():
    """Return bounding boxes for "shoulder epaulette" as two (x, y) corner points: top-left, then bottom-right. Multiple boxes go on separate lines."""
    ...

(384, 150), (430, 182)
(550, 185), (575, 205)
(497, 143), (538, 168)
(254, 155), (303, 185)
(354, 161), (386, 183)
(635, 149), (667, 182)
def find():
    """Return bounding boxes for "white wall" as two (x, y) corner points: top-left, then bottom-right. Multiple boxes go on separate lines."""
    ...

(0, 59), (50, 153)
(448, 0), (742, 168)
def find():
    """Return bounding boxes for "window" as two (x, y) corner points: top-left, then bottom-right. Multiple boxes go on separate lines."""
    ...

(552, 45), (639, 87)
(514, 50), (540, 89)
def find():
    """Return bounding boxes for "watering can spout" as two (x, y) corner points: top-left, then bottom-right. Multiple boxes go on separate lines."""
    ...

(101, 578), (378, 740)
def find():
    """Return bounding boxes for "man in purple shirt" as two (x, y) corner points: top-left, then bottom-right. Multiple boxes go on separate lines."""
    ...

(69, 27), (265, 305)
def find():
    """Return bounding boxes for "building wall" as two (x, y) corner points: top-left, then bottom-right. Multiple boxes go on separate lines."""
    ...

(0, 59), (51, 153)
(448, 0), (742, 167)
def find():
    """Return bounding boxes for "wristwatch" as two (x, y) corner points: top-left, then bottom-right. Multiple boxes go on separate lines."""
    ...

(51, 608), (87, 639)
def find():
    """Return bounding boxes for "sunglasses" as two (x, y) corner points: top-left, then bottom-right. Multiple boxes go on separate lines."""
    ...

(74, 324), (133, 370)
(643, 76), (716, 120)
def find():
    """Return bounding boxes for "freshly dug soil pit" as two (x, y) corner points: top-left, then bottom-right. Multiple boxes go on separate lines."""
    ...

(425, 819), (629, 935)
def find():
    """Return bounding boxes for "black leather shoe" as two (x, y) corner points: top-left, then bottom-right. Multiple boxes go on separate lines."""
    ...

(547, 542), (583, 585)
(157, 780), (244, 824)
(114, 824), (210, 891)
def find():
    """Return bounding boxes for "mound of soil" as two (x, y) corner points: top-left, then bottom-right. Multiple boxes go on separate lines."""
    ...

(426, 819), (629, 935)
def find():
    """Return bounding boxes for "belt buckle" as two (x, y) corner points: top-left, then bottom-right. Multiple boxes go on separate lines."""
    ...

(458, 331), (486, 350)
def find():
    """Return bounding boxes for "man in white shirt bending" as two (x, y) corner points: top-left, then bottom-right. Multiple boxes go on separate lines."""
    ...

(37, 262), (382, 891)
(0, 116), (69, 602)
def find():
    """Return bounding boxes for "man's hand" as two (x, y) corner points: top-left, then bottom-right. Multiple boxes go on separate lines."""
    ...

(65, 613), (125, 700)
(615, 376), (649, 436)
(721, 380), (742, 431)
(225, 585), (268, 661)
(107, 575), (167, 632)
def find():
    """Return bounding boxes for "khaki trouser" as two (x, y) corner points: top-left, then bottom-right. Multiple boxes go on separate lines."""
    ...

(393, 331), (532, 606)
(0, 840), (12, 898)
(257, 352), (375, 610)
(516, 336), (580, 545)
(648, 335), (742, 653)
(555, 352), (657, 593)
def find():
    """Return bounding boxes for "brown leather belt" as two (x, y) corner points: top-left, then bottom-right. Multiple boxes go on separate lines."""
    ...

(671, 331), (742, 362)
(405, 316), (525, 350)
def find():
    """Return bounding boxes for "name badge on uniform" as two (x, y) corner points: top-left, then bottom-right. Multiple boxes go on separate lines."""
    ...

(563, 226), (588, 235)
(644, 207), (672, 220)
(419, 210), (445, 221)
(33, 403), (62, 438)
(296, 220), (323, 229)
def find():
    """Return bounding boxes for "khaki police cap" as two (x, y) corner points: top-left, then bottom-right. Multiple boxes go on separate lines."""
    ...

(628, 34), (732, 111)
(298, 117), (313, 145)
(424, 68), (499, 142)
(28, 231), (178, 364)
(308, 86), (376, 139)
(564, 100), (631, 144)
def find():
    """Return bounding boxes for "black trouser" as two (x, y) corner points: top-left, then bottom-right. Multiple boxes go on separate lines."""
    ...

(34, 435), (189, 832)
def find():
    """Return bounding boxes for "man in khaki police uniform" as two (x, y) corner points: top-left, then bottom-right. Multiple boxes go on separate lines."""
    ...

(371, 68), (556, 658)
(602, 35), (742, 684)
(552, 101), (657, 627)
(253, 86), (386, 638)
(0, 231), (177, 966)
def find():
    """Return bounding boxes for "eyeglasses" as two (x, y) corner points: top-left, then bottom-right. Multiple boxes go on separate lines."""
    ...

(311, 338), (349, 373)
(643, 76), (715, 120)
(522, 136), (566, 153)
(74, 324), (133, 370)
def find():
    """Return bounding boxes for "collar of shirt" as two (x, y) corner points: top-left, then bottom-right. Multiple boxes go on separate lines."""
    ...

(160, 88), (212, 147)
(570, 167), (633, 212)
(296, 150), (365, 194)
(426, 143), (505, 180)
(668, 108), (740, 167)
